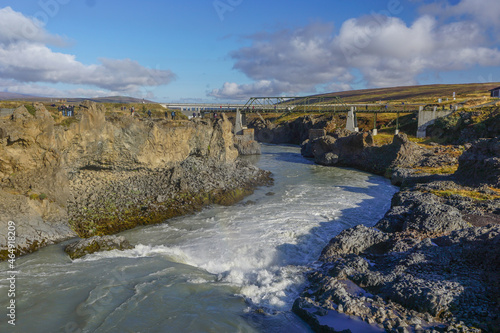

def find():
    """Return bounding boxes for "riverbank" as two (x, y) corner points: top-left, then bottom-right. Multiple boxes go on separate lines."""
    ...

(292, 131), (499, 332)
(0, 102), (271, 259)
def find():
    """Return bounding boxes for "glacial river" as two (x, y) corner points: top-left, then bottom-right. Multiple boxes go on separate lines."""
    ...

(0, 145), (397, 333)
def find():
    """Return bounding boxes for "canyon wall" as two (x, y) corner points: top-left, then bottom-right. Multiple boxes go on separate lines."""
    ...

(0, 102), (269, 258)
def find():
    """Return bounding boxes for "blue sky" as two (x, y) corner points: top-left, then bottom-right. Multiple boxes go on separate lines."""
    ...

(1, 0), (499, 102)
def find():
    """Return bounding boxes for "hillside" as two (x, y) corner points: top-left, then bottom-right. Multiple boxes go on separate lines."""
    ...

(67, 96), (156, 104)
(307, 82), (500, 104)
(0, 92), (37, 100)
(0, 92), (155, 104)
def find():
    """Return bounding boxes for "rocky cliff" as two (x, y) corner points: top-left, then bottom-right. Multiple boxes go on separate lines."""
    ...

(0, 102), (271, 259)
(248, 115), (337, 144)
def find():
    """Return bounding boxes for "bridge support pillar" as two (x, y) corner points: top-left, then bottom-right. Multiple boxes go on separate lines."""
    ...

(234, 108), (244, 135)
(346, 107), (358, 132)
(395, 112), (400, 135)
(417, 106), (453, 138)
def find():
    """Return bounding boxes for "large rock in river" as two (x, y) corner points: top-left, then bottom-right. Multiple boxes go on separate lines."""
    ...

(64, 235), (133, 259)
(303, 132), (426, 176)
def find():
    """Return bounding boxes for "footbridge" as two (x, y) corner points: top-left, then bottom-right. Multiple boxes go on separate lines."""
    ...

(161, 97), (460, 138)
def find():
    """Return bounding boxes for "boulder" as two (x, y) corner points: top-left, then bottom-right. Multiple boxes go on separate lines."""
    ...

(320, 225), (389, 261)
(375, 191), (468, 235)
(403, 202), (468, 234)
(64, 235), (133, 259)
(455, 137), (500, 187)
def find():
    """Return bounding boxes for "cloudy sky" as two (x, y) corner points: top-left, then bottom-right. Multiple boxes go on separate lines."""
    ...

(1, 0), (499, 102)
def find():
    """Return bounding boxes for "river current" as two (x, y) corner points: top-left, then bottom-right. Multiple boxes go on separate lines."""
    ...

(0, 145), (397, 333)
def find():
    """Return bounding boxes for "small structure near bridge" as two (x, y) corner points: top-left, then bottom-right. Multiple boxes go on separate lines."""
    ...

(490, 86), (500, 98)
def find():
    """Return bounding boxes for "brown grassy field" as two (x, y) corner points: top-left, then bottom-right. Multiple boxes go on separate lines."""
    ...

(309, 82), (500, 104)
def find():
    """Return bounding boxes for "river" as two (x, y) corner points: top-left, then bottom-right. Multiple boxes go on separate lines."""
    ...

(0, 145), (397, 333)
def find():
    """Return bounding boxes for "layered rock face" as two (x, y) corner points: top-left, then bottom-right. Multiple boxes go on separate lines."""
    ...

(249, 115), (336, 144)
(0, 102), (271, 259)
(302, 131), (460, 177)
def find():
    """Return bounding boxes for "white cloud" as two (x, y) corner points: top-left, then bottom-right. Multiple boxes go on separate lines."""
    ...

(420, 0), (500, 30)
(210, 5), (500, 100)
(231, 23), (352, 87)
(340, 14), (500, 86)
(0, 7), (66, 46)
(0, 6), (176, 97)
(0, 78), (122, 98)
(209, 80), (311, 100)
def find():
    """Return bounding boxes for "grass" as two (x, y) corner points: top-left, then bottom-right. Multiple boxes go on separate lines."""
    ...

(29, 192), (48, 201)
(0, 101), (24, 109)
(309, 82), (500, 104)
(372, 133), (395, 146)
(414, 165), (459, 175)
(372, 132), (430, 146)
(24, 104), (36, 116)
(430, 188), (500, 201)
(57, 117), (80, 127)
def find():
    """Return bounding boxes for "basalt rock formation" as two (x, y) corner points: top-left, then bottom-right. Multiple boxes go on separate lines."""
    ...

(303, 131), (428, 175)
(0, 102), (271, 259)
(249, 115), (337, 145)
(454, 137), (500, 188)
(294, 132), (500, 332)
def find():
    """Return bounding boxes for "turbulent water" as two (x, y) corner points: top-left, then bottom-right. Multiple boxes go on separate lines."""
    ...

(0, 145), (397, 333)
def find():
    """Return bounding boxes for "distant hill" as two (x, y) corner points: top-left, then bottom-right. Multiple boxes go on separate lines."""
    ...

(306, 82), (500, 103)
(0, 92), (40, 101)
(67, 96), (157, 104)
(0, 92), (156, 104)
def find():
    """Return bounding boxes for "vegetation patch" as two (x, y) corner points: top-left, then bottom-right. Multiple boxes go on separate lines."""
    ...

(373, 133), (395, 146)
(429, 188), (500, 201)
(0, 240), (47, 261)
(57, 117), (80, 127)
(24, 104), (36, 116)
(414, 165), (458, 175)
(28, 192), (48, 201)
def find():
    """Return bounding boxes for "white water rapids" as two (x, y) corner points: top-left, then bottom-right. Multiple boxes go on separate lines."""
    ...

(0, 145), (397, 332)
